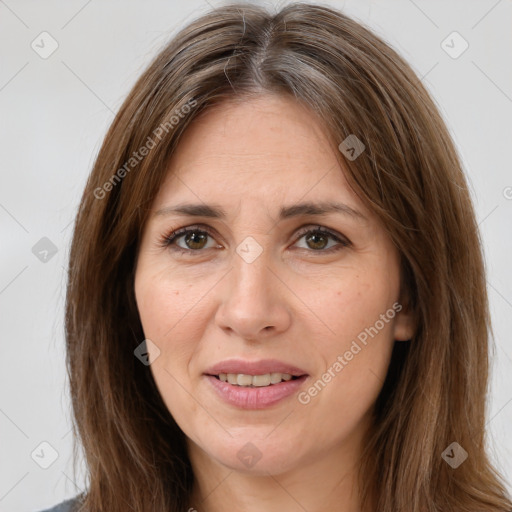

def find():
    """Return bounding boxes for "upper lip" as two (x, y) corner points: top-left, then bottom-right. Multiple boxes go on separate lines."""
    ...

(204, 359), (308, 377)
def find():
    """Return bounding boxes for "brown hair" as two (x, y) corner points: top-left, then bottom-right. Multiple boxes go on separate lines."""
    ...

(65, 2), (512, 511)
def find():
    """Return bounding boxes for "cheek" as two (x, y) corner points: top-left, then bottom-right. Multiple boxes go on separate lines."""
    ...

(134, 265), (207, 427)
(299, 323), (395, 441)
(297, 268), (397, 412)
(300, 266), (396, 344)
(134, 260), (211, 342)
(134, 267), (199, 391)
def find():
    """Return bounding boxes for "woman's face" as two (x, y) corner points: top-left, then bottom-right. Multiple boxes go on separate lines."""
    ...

(134, 94), (415, 476)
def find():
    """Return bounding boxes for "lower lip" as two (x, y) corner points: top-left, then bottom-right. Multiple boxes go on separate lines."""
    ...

(204, 375), (308, 409)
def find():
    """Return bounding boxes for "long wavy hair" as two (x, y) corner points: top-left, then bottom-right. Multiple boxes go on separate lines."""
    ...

(65, 2), (512, 511)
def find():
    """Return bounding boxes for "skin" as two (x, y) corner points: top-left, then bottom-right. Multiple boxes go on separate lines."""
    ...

(134, 94), (416, 512)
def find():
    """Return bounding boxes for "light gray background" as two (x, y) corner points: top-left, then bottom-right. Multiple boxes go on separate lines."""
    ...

(1, 0), (511, 510)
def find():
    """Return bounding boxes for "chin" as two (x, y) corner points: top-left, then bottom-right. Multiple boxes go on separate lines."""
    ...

(197, 434), (302, 476)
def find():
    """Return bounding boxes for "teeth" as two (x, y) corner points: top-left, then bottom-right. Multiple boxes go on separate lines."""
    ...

(237, 374), (253, 386)
(217, 372), (295, 387)
(252, 374), (271, 387)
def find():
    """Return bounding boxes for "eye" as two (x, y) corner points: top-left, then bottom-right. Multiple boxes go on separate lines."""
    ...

(293, 226), (350, 253)
(159, 226), (220, 253)
(159, 224), (351, 255)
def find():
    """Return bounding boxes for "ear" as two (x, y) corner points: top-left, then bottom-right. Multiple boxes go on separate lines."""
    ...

(392, 299), (416, 342)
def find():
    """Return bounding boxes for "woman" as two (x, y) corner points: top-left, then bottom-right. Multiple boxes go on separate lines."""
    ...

(41, 2), (512, 511)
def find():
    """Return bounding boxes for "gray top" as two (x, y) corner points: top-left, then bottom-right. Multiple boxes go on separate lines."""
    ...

(37, 496), (80, 512)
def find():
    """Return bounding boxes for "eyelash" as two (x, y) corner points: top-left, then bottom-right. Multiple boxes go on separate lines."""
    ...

(158, 224), (351, 256)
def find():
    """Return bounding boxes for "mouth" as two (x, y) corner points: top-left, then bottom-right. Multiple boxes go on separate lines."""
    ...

(203, 359), (309, 409)
(204, 358), (308, 383)
(208, 372), (301, 387)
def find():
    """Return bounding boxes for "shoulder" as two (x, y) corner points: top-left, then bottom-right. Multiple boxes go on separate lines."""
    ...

(37, 496), (81, 512)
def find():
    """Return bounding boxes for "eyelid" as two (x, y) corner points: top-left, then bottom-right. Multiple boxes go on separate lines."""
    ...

(293, 225), (348, 243)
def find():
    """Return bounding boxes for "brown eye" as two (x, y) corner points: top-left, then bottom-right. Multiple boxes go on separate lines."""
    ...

(183, 231), (209, 250)
(161, 225), (350, 256)
(294, 227), (350, 253)
(162, 227), (218, 253)
(304, 232), (330, 250)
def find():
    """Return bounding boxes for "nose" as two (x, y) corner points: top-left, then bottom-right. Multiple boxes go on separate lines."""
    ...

(214, 244), (292, 341)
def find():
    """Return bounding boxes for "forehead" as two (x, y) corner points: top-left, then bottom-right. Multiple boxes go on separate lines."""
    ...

(153, 94), (362, 213)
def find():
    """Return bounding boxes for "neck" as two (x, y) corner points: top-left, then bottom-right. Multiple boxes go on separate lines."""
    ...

(187, 437), (367, 512)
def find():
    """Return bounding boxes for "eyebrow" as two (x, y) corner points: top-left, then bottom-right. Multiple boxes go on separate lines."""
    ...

(154, 201), (367, 222)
